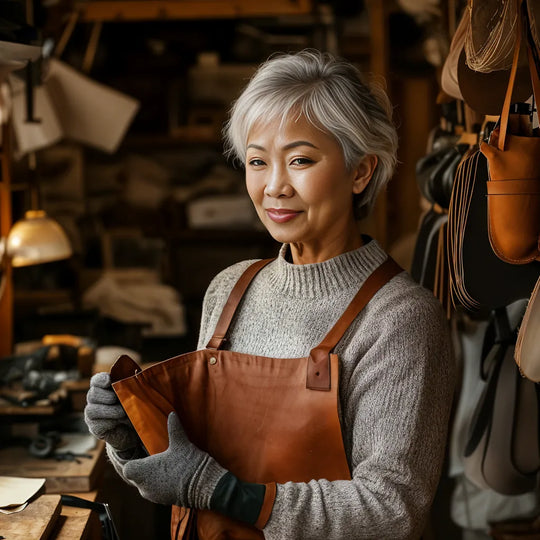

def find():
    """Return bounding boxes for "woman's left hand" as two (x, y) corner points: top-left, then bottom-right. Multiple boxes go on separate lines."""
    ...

(123, 411), (226, 508)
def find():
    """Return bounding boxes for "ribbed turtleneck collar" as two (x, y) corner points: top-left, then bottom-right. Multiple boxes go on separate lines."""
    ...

(265, 238), (389, 299)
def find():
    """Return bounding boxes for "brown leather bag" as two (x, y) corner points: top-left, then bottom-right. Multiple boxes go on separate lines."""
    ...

(110, 257), (402, 540)
(480, 0), (540, 265)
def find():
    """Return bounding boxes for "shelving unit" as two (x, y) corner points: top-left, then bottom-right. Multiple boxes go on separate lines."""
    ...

(8, 1), (438, 350)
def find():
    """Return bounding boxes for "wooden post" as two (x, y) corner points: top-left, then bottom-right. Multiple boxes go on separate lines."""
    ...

(0, 120), (13, 357)
(366, 0), (391, 248)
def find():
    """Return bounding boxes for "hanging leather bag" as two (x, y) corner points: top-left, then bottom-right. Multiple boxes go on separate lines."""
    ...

(447, 145), (539, 312)
(479, 0), (540, 265)
(515, 274), (540, 381)
(463, 308), (540, 495)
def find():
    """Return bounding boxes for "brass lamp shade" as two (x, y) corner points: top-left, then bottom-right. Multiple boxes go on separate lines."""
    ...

(6, 210), (72, 267)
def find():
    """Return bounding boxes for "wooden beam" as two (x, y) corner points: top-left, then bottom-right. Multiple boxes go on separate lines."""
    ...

(0, 120), (13, 357)
(365, 0), (391, 248)
(75, 0), (313, 22)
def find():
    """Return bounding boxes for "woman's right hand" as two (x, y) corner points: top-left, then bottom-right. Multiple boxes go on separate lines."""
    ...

(84, 372), (140, 454)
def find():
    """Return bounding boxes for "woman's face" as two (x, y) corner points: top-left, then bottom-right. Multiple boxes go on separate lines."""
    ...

(245, 114), (376, 264)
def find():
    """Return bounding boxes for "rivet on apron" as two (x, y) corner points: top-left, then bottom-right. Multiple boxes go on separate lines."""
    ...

(209, 356), (217, 365)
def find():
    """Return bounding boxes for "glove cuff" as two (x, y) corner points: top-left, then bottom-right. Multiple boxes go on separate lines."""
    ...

(210, 472), (276, 529)
(190, 455), (228, 508)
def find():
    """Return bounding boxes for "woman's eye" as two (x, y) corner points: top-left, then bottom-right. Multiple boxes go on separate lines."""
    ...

(248, 159), (265, 167)
(290, 157), (313, 166)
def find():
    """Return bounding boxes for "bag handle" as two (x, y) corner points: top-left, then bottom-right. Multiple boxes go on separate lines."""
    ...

(498, 0), (540, 151)
(306, 257), (403, 390)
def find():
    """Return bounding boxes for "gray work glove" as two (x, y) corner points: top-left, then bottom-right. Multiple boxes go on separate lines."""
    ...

(84, 372), (141, 456)
(123, 412), (227, 509)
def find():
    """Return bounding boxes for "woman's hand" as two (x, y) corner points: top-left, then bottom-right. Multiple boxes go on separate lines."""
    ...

(84, 372), (141, 455)
(123, 412), (226, 508)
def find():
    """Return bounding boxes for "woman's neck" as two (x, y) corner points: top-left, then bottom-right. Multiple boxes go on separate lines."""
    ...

(289, 228), (363, 265)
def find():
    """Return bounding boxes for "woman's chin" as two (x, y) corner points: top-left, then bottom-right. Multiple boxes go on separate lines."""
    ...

(263, 227), (302, 245)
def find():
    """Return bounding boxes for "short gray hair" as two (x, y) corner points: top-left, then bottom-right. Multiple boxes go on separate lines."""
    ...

(223, 49), (398, 219)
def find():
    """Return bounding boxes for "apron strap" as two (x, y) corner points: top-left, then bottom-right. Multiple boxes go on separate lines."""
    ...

(206, 258), (274, 350)
(307, 257), (403, 390)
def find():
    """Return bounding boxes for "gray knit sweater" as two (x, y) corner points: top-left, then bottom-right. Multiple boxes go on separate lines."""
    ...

(196, 239), (455, 540)
(108, 239), (455, 539)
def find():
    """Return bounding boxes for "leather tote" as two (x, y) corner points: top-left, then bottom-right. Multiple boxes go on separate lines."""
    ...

(479, 0), (540, 265)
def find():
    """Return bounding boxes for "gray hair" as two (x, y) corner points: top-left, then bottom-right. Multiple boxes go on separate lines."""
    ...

(223, 49), (398, 219)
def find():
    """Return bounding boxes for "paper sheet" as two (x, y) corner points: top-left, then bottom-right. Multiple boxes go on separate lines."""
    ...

(10, 58), (140, 156)
(0, 476), (45, 509)
(46, 59), (140, 153)
(0, 502), (28, 514)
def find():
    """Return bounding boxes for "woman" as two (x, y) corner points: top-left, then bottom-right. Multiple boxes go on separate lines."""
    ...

(85, 50), (455, 539)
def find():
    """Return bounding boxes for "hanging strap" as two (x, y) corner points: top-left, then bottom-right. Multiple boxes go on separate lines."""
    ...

(499, 0), (540, 150)
(206, 258), (274, 349)
(307, 257), (403, 390)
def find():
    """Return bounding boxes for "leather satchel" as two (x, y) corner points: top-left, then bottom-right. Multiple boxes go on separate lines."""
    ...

(479, 0), (540, 265)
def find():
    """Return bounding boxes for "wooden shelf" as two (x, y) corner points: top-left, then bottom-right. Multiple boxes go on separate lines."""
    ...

(75, 0), (313, 22)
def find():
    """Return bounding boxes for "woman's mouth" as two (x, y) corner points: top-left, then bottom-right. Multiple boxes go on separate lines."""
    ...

(266, 209), (301, 223)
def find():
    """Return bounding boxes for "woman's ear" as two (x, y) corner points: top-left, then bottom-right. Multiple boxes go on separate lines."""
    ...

(352, 155), (378, 195)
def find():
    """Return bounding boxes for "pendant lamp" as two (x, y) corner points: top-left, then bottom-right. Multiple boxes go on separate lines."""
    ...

(3, 209), (72, 267)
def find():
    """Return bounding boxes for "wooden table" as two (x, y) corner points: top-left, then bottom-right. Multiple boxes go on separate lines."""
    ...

(0, 494), (61, 539)
(0, 492), (101, 540)
(52, 491), (101, 540)
(0, 442), (106, 539)
(0, 440), (105, 493)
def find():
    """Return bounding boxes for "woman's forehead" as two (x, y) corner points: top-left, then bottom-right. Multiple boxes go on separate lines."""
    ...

(246, 112), (329, 145)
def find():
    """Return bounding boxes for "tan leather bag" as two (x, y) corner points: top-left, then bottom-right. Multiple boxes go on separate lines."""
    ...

(480, 0), (540, 265)
(110, 257), (402, 540)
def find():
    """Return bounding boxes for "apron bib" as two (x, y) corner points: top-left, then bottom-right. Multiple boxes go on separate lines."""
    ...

(110, 257), (402, 539)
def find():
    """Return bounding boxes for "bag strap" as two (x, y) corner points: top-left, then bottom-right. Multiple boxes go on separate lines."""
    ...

(206, 255), (403, 391)
(307, 257), (403, 390)
(206, 258), (274, 350)
(499, 0), (540, 150)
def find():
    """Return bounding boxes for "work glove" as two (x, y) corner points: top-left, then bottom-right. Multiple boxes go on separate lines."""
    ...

(84, 372), (141, 457)
(123, 412), (273, 527)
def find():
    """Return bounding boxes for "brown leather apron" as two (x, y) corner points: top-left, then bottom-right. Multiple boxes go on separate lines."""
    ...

(110, 256), (402, 539)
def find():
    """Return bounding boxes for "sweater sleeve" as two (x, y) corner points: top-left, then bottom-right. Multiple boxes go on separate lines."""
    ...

(262, 289), (456, 540)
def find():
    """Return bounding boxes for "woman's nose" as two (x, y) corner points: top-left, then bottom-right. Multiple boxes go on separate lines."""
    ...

(263, 167), (293, 198)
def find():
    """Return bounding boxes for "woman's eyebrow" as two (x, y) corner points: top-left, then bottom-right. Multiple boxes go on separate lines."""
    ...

(246, 141), (318, 151)
(282, 141), (318, 150)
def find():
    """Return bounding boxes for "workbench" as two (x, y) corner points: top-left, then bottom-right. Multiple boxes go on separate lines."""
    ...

(0, 440), (106, 539)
